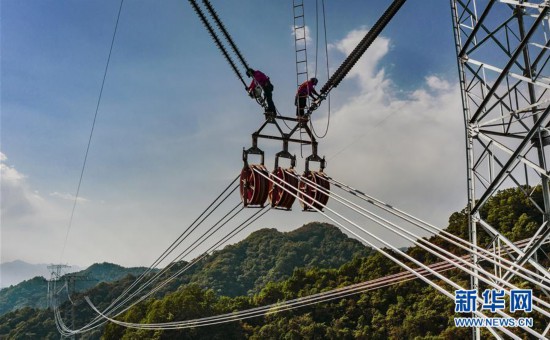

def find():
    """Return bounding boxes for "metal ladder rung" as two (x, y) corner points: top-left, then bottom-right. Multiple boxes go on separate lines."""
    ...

(293, 0), (308, 89)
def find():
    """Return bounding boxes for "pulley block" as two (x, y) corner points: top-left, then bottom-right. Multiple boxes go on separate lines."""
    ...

(299, 171), (330, 211)
(269, 167), (298, 210)
(240, 164), (269, 207)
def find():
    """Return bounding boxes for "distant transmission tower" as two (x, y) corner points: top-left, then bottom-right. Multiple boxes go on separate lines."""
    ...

(64, 274), (95, 340)
(47, 264), (70, 309)
(451, 0), (550, 338)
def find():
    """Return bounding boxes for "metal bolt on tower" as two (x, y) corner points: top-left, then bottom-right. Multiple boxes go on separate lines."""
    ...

(451, 0), (550, 337)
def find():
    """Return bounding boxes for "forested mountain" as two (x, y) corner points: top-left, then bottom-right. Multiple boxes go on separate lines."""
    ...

(0, 277), (49, 317)
(1, 187), (548, 339)
(101, 186), (549, 339)
(188, 222), (371, 296)
(0, 223), (370, 338)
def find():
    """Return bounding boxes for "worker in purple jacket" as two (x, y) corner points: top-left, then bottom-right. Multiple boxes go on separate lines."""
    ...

(295, 77), (319, 117)
(246, 68), (276, 114)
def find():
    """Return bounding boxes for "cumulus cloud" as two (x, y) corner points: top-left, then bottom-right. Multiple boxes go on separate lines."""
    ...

(1, 152), (68, 263)
(329, 27), (391, 95)
(0, 153), (41, 221)
(313, 28), (465, 235)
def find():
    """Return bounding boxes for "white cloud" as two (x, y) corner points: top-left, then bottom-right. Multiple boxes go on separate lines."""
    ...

(329, 27), (391, 94)
(1, 25), (466, 267)
(426, 75), (451, 91)
(1, 154), (40, 220)
(312, 28), (465, 238)
(291, 24), (313, 45)
(50, 191), (89, 202)
(1, 153), (68, 263)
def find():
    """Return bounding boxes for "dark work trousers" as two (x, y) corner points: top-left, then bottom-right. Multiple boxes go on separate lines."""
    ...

(296, 95), (307, 116)
(263, 81), (276, 113)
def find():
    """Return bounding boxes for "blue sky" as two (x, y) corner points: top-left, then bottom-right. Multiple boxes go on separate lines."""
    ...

(2, 0), (464, 269)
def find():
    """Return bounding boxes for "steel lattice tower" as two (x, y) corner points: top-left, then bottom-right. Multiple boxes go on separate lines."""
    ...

(451, 0), (550, 337)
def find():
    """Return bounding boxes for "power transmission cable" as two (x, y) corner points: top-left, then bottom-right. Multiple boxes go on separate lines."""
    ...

(302, 173), (550, 298)
(101, 203), (245, 316)
(58, 181), (241, 334)
(328, 177), (550, 285)
(83, 174), (538, 338)
(61, 169), (550, 338)
(60, 0), (124, 264)
(107, 177), (239, 308)
(253, 170), (542, 338)
(310, 0), (331, 139)
(97, 204), (247, 316)
(78, 170), (549, 338)
(85, 262), (455, 330)
(57, 204), (269, 335)
(299, 173), (550, 289)
(55, 181), (241, 334)
(85, 171), (513, 335)
(291, 172), (550, 309)
(291, 173), (550, 313)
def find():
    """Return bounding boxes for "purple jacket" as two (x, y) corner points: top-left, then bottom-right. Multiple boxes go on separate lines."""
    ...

(248, 70), (269, 91)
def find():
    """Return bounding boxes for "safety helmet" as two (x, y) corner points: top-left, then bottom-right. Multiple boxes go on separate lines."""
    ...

(310, 77), (318, 85)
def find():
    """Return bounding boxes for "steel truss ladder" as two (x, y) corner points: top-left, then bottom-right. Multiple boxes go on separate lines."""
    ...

(293, 0), (309, 88)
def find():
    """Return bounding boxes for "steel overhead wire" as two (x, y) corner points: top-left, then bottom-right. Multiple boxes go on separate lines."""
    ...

(63, 205), (269, 335)
(58, 202), (242, 335)
(105, 178), (240, 310)
(255, 170), (541, 338)
(296, 172), (550, 315)
(55, 179), (242, 334)
(138, 175), (239, 277)
(60, 0), (125, 264)
(327, 177), (550, 286)
(64, 169), (548, 338)
(84, 263), (456, 330)
(86, 252), (477, 329)
(100, 203), (245, 317)
(121, 204), (247, 305)
(319, 0), (407, 95)
(142, 169), (523, 336)
(310, 0), (331, 140)
(63, 171), (548, 336)
(84, 171), (526, 338)
(84, 170), (536, 338)
(284, 172), (545, 336)
(329, 175), (550, 283)
(82, 207), (271, 327)
(296, 172), (550, 295)
(55, 177), (245, 335)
